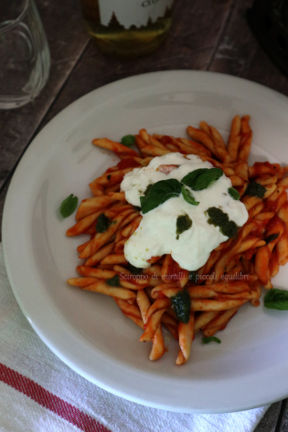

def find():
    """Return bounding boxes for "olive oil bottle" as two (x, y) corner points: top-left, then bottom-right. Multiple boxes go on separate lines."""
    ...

(81, 0), (174, 57)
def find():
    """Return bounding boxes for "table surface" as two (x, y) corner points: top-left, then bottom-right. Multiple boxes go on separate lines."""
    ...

(1, 0), (288, 429)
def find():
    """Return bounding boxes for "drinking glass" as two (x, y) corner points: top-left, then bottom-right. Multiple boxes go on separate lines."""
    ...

(0, 0), (50, 109)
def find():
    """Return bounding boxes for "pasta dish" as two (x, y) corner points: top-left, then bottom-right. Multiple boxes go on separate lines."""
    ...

(65, 115), (288, 365)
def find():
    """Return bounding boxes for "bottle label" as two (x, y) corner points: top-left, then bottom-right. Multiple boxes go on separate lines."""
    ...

(98, 0), (173, 29)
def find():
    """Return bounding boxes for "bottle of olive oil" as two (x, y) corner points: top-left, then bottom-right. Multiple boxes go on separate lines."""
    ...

(81, 0), (174, 57)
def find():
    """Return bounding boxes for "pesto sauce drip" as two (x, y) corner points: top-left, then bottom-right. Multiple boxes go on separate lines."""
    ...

(206, 207), (238, 238)
(96, 213), (112, 233)
(245, 181), (266, 198)
(221, 220), (238, 238)
(176, 214), (192, 239)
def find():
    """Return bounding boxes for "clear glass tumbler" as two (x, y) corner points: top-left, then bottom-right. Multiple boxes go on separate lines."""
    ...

(0, 0), (50, 109)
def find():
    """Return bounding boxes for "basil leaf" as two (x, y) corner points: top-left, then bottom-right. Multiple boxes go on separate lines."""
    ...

(121, 134), (135, 147)
(189, 271), (198, 284)
(228, 187), (240, 200)
(181, 168), (208, 187)
(96, 213), (112, 233)
(245, 181), (266, 198)
(264, 288), (288, 310)
(128, 263), (142, 275)
(59, 194), (78, 218)
(140, 179), (181, 214)
(202, 336), (221, 344)
(182, 167), (223, 191)
(106, 275), (120, 286)
(171, 290), (191, 323)
(181, 185), (199, 206)
(176, 214), (192, 239)
(265, 233), (279, 244)
(206, 207), (238, 238)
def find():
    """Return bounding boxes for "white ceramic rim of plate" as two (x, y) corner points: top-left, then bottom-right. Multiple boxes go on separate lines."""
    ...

(3, 70), (288, 413)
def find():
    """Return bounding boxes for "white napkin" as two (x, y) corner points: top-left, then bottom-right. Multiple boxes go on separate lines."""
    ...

(0, 243), (268, 432)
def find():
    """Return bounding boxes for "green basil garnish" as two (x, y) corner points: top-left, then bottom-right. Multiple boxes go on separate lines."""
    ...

(96, 213), (112, 233)
(106, 275), (120, 286)
(140, 179), (182, 214)
(265, 233), (279, 244)
(206, 207), (238, 238)
(245, 181), (266, 198)
(264, 288), (288, 310)
(202, 336), (221, 344)
(128, 263), (142, 275)
(181, 168), (207, 187)
(176, 214), (192, 239)
(189, 271), (198, 284)
(228, 187), (240, 200)
(59, 194), (78, 218)
(181, 167), (223, 191)
(121, 134), (135, 147)
(181, 185), (199, 206)
(171, 290), (191, 323)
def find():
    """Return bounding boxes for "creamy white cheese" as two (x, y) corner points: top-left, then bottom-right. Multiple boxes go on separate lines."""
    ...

(121, 153), (248, 271)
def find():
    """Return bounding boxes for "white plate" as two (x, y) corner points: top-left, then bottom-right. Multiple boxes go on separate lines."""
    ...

(3, 70), (288, 413)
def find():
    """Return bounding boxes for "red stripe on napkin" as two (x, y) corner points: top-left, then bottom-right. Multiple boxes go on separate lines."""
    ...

(0, 362), (111, 432)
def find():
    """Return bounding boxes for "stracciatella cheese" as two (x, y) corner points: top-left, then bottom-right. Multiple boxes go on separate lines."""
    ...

(121, 153), (248, 271)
